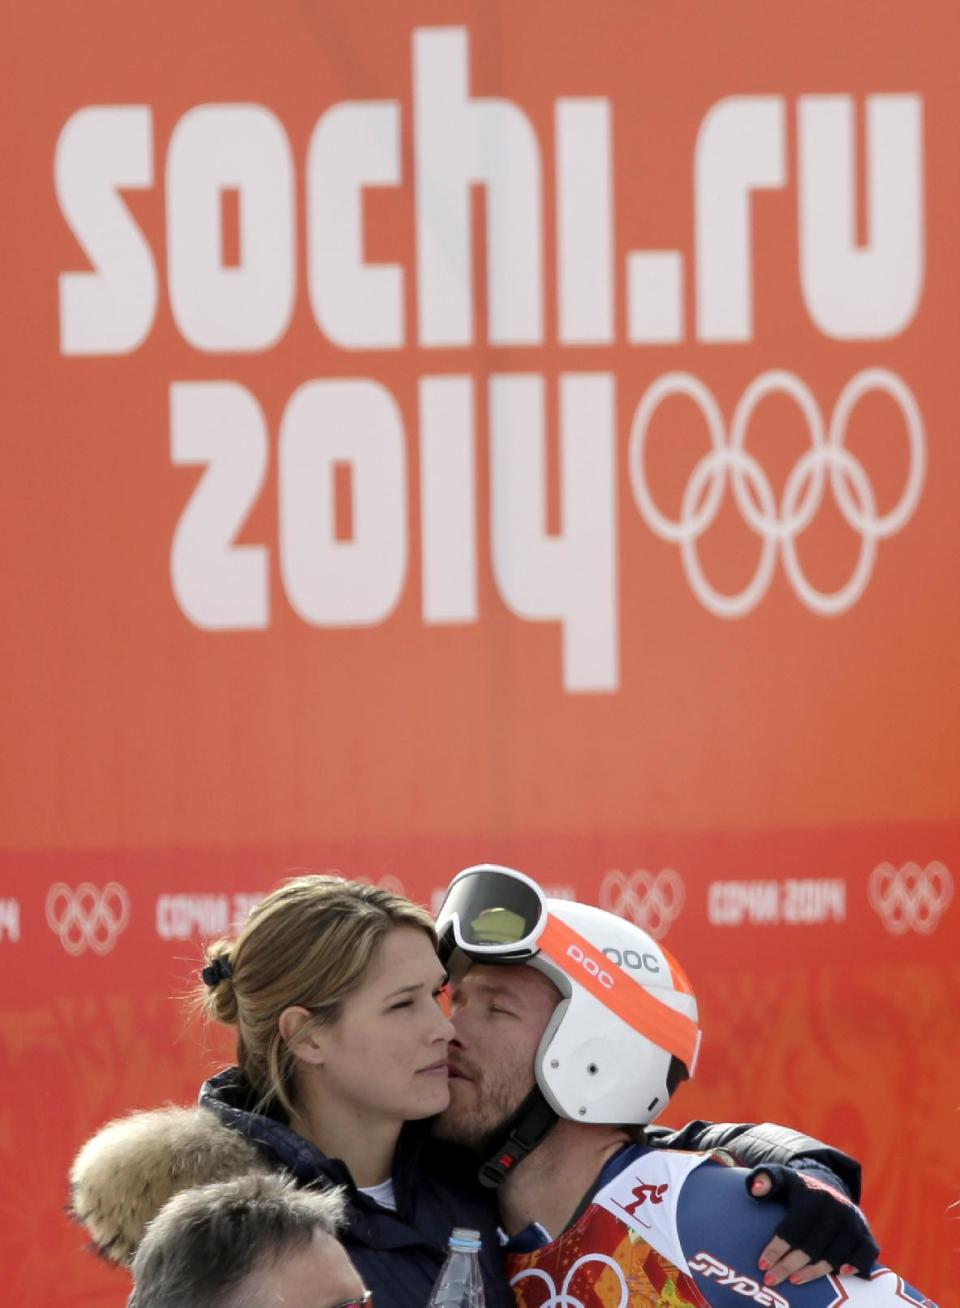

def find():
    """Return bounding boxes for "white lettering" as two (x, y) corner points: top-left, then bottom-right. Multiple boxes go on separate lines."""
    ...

(53, 31), (930, 699)
(170, 382), (270, 629)
(689, 1252), (789, 1306)
(489, 373), (618, 691)
(707, 881), (780, 926)
(556, 99), (614, 344)
(55, 106), (157, 355)
(307, 101), (404, 348)
(566, 944), (614, 989)
(798, 95), (924, 339)
(156, 894), (230, 941)
(0, 900), (20, 943)
(709, 879), (848, 927)
(781, 878), (847, 925)
(414, 27), (543, 346)
(695, 97), (786, 341)
(279, 379), (407, 625)
(420, 376), (477, 622)
(167, 105), (295, 352)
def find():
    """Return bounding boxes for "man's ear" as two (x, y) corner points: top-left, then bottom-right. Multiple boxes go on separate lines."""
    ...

(278, 1006), (328, 1065)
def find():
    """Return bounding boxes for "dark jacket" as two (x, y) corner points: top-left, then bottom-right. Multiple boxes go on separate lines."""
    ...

(198, 1069), (512, 1308)
(69, 1066), (860, 1308)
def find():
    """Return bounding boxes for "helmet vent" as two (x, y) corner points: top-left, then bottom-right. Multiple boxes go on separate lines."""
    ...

(587, 1063), (598, 1075)
(646, 1096), (660, 1112)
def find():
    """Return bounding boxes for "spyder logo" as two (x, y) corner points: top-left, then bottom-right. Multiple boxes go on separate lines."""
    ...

(689, 1252), (788, 1306)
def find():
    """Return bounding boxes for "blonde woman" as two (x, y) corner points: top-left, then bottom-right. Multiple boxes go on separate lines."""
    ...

(71, 876), (512, 1308)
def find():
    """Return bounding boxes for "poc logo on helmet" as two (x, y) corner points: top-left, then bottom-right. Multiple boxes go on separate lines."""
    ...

(566, 943), (615, 989)
(603, 946), (661, 974)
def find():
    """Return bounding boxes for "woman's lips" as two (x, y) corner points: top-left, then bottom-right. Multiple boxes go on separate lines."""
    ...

(417, 1060), (450, 1076)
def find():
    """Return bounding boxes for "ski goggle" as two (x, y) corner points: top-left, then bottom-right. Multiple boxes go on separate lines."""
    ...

(435, 865), (548, 966)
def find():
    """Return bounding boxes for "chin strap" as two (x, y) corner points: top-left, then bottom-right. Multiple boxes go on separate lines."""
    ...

(477, 1086), (560, 1188)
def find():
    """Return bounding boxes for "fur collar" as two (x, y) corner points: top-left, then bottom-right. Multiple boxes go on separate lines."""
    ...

(69, 1106), (269, 1265)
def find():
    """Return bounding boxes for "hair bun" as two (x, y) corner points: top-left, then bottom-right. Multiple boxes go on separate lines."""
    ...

(201, 955), (233, 988)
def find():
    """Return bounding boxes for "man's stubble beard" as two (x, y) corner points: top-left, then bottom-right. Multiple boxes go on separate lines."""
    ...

(432, 1070), (534, 1153)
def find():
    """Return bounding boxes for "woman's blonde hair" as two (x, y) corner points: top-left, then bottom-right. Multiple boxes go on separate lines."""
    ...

(198, 875), (435, 1118)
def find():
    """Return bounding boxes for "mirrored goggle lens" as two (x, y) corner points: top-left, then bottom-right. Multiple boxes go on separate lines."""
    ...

(436, 869), (544, 962)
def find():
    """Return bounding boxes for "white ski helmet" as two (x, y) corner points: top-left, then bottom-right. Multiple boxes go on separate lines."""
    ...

(436, 864), (701, 1127)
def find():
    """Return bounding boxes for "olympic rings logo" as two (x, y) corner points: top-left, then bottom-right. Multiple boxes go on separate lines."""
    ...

(511, 1252), (628, 1308)
(628, 368), (925, 617)
(599, 869), (685, 940)
(867, 862), (953, 936)
(45, 882), (131, 955)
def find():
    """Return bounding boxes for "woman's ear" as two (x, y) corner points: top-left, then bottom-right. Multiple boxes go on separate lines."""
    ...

(279, 1006), (327, 1065)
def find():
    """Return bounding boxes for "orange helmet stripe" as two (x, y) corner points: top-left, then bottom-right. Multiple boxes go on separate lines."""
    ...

(661, 942), (695, 996)
(536, 913), (700, 1070)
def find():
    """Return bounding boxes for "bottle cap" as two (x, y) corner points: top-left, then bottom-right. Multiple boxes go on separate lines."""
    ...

(448, 1228), (482, 1251)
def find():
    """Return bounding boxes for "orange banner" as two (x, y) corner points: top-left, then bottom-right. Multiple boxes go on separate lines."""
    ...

(1, 2), (958, 1301)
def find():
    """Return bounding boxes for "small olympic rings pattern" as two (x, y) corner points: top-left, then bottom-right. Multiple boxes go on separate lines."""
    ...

(628, 368), (925, 617)
(511, 1252), (628, 1308)
(867, 862), (953, 936)
(598, 869), (685, 940)
(45, 882), (131, 955)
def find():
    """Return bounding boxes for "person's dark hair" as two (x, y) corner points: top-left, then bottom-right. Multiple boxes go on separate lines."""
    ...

(127, 1172), (345, 1308)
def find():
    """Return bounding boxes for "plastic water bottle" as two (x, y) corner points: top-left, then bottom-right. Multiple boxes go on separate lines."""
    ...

(427, 1227), (486, 1308)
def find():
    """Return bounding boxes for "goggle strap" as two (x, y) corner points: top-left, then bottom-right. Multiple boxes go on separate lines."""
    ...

(536, 914), (700, 1070)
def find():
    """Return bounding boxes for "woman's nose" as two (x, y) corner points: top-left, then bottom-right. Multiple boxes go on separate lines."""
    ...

(434, 1009), (456, 1043)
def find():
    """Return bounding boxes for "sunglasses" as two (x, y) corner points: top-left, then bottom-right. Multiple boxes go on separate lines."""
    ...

(329, 1293), (373, 1308)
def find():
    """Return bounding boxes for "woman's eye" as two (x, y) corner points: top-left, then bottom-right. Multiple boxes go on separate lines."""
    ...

(388, 1000), (413, 1011)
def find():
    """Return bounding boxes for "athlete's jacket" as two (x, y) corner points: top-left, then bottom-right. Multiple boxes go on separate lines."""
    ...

(505, 1145), (937, 1308)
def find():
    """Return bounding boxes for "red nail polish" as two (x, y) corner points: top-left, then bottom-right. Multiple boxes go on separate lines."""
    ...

(758, 1259), (769, 1272)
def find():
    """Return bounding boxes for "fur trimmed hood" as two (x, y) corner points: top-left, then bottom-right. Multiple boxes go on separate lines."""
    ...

(69, 1106), (270, 1265)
